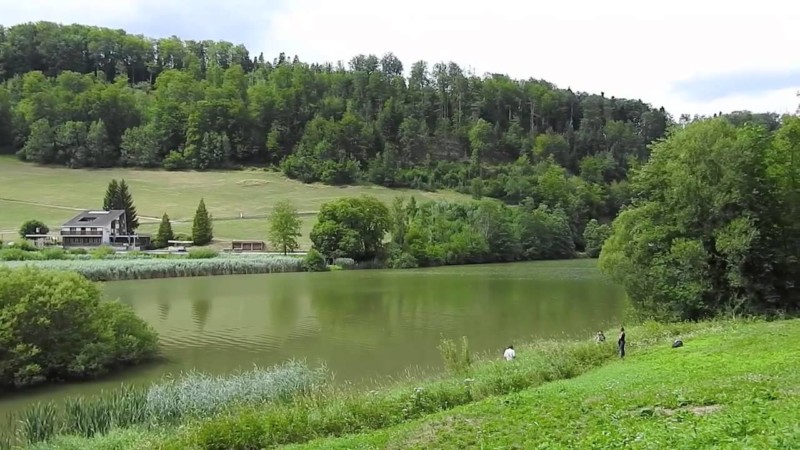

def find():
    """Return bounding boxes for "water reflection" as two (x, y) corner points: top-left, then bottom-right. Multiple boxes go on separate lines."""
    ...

(0, 260), (624, 418)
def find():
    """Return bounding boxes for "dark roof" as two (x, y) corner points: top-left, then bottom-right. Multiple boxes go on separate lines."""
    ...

(62, 210), (125, 228)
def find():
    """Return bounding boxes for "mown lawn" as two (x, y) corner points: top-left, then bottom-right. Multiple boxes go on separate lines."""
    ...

(0, 156), (469, 247)
(290, 319), (800, 449)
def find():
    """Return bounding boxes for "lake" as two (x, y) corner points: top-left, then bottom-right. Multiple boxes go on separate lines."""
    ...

(0, 259), (625, 419)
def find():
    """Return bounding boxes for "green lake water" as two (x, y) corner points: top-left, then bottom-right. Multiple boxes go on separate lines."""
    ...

(0, 259), (626, 419)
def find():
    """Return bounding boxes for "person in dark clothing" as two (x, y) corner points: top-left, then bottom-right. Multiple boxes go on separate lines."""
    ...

(618, 327), (626, 358)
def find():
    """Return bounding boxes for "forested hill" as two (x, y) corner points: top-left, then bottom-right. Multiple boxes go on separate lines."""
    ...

(0, 20), (676, 251)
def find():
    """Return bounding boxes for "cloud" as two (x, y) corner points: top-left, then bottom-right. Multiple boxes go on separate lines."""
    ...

(672, 69), (800, 103)
(3, 0), (800, 117)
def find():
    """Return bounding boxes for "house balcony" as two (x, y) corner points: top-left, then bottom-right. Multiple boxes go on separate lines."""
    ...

(60, 230), (103, 236)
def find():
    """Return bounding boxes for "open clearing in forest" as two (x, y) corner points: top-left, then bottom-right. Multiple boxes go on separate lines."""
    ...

(0, 157), (469, 248)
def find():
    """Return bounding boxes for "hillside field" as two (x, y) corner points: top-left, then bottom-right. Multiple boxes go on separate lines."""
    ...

(0, 157), (469, 248)
(289, 319), (800, 449)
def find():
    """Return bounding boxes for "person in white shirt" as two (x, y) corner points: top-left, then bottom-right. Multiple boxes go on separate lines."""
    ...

(503, 345), (516, 361)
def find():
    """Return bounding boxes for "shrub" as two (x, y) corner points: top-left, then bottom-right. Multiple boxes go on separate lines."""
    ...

(332, 257), (356, 269)
(173, 233), (191, 242)
(19, 219), (49, 238)
(302, 249), (327, 272)
(67, 248), (87, 255)
(10, 239), (38, 251)
(0, 248), (41, 261)
(90, 246), (115, 259)
(187, 248), (218, 259)
(0, 267), (159, 391)
(40, 247), (68, 260)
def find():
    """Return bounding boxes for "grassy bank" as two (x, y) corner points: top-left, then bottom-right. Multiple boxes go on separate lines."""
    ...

(291, 319), (800, 449)
(0, 157), (469, 247)
(0, 362), (325, 449)
(16, 319), (795, 449)
(1, 255), (305, 281)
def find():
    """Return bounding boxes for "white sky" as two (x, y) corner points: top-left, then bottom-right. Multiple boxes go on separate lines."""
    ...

(5, 0), (800, 117)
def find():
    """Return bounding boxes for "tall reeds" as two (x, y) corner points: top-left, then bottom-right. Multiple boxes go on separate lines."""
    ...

(2, 255), (304, 281)
(3, 361), (325, 446)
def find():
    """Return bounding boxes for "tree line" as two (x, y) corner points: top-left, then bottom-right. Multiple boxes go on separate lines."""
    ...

(0, 21), (680, 250)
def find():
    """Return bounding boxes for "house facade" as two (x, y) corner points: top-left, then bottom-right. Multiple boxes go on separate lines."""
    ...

(60, 210), (128, 248)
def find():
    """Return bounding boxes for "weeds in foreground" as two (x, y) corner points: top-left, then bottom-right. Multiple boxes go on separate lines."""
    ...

(437, 336), (472, 375)
(3, 361), (325, 447)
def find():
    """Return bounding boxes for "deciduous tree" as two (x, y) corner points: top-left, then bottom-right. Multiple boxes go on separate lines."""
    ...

(268, 200), (301, 255)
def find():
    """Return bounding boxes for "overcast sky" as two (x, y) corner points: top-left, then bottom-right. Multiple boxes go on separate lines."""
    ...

(4, 0), (799, 117)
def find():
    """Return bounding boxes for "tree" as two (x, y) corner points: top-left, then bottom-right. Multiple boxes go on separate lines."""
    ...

(116, 179), (139, 232)
(268, 200), (301, 255)
(19, 219), (49, 238)
(599, 118), (797, 320)
(191, 198), (213, 246)
(310, 196), (390, 261)
(103, 179), (119, 210)
(0, 266), (158, 389)
(582, 219), (611, 258)
(103, 179), (138, 232)
(154, 213), (174, 248)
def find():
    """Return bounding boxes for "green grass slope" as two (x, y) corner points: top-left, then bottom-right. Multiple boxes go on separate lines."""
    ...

(291, 319), (800, 450)
(0, 157), (469, 248)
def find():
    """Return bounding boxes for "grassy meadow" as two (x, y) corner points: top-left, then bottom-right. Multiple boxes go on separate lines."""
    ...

(14, 319), (799, 449)
(291, 319), (800, 450)
(0, 157), (469, 248)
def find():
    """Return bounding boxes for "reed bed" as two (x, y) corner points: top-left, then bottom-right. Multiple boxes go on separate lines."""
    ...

(4, 361), (326, 446)
(0, 255), (304, 281)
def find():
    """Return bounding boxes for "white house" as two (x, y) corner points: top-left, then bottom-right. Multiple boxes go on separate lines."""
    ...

(60, 210), (128, 248)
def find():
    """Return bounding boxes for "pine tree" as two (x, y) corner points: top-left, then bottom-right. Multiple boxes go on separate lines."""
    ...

(117, 179), (139, 232)
(192, 198), (213, 246)
(154, 213), (174, 248)
(102, 179), (138, 232)
(103, 179), (119, 210)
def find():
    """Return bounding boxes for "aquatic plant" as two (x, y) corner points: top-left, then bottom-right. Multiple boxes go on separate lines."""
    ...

(6, 361), (325, 446)
(1, 255), (304, 281)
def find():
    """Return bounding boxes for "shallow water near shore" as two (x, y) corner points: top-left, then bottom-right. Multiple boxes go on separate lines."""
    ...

(0, 259), (625, 421)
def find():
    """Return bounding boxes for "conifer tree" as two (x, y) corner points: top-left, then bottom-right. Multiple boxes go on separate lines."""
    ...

(102, 179), (138, 232)
(102, 179), (119, 210)
(192, 198), (213, 246)
(154, 213), (174, 248)
(116, 179), (139, 231)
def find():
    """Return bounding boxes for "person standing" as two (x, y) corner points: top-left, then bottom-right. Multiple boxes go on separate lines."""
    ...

(618, 327), (626, 358)
(503, 345), (516, 361)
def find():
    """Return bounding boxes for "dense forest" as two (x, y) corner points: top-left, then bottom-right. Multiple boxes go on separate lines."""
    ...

(0, 21), (787, 251)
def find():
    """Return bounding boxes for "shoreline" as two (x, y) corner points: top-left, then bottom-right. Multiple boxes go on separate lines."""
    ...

(1, 255), (588, 282)
(8, 318), (790, 450)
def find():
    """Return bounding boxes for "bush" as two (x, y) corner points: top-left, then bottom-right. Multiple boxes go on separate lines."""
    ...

(332, 257), (356, 269)
(187, 248), (218, 259)
(40, 247), (68, 260)
(0, 267), (159, 391)
(67, 248), (87, 255)
(302, 249), (327, 272)
(0, 248), (41, 261)
(10, 239), (38, 251)
(90, 246), (115, 259)
(19, 219), (49, 238)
